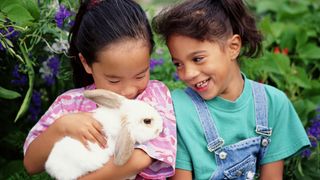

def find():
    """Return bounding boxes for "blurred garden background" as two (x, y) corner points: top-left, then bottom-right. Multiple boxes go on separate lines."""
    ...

(0, 0), (319, 179)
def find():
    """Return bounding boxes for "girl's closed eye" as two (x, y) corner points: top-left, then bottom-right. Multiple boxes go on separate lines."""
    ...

(107, 78), (120, 84)
(136, 74), (146, 80)
(109, 80), (120, 84)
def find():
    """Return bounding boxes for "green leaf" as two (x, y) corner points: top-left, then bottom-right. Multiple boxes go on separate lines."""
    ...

(296, 28), (309, 50)
(22, 0), (40, 20)
(0, 0), (22, 10)
(14, 43), (35, 122)
(293, 99), (318, 125)
(255, 0), (279, 14)
(0, 160), (25, 180)
(298, 43), (320, 60)
(0, 86), (21, 99)
(269, 22), (285, 40)
(278, 3), (309, 20)
(272, 54), (291, 75)
(2, 4), (34, 25)
(280, 24), (298, 51)
(287, 67), (312, 89)
(0, 12), (5, 22)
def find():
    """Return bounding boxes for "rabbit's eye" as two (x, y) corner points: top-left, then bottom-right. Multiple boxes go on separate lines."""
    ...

(143, 118), (152, 124)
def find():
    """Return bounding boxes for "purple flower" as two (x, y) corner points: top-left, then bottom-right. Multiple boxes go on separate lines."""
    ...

(0, 26), (19, 40)
(39, 56), (60, 86)
(0, 42), (4, 51)
(11, 65), (28, 86)
(0, 25), (19, 51)
(172, 72), (179, 81)
(6, 26), (19, 39)
(68, 20), (75, 27)
(307, 120), (320, 140)
(55, 5), (71, 28)
(150, 58), (164, 71)
(301, 148), (312, 158)
(28, 90), (42, 121)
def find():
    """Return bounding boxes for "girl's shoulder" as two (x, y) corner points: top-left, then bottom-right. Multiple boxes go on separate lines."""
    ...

(259, 82), (289, 102)
(56, 84), (95, 98)
(147, 80), (170, 90)
(51, 84), (96, 108)
(249, 80), (291, 108)
(142, 80), (171, 97)
(137, 80), (173, 108)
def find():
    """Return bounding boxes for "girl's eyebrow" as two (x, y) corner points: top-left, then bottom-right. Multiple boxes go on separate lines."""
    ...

(136, 66), (149, 76)
(104, 74), (120, 78)
(171, 50), (207, 61)
(104, 67), (149, 78)
(188, 50), (206, 57)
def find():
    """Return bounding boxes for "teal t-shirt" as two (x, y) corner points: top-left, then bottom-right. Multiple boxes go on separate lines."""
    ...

(172, 77), (310, 179)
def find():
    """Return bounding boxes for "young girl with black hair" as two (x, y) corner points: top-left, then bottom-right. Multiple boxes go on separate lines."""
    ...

(23, 0), (176, 179)
(153, 0), (310, 179)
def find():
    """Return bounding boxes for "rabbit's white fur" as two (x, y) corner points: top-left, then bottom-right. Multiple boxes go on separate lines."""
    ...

(45, 89), (163, 180)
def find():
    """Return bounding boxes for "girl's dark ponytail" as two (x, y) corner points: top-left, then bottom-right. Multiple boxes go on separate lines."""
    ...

(219, 0), (262, 57)
(68, 1), (92, 88)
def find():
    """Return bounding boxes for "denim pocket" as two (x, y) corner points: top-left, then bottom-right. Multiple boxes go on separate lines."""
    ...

(223, 155), (256, 179)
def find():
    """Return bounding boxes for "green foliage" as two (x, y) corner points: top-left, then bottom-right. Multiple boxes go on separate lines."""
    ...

(243, 0), (320, 178)
(0, 0), (319, 179)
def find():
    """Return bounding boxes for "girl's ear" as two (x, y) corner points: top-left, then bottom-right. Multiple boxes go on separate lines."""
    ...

(79, 53), (93, 74)
(228, 34), (241, 60)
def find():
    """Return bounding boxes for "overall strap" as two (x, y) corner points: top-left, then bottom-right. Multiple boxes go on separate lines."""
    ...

(185, 88), (224, 152)
(251, 81), (272, 137)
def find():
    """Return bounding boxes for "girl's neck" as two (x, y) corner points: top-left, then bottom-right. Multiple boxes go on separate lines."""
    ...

(220, 70), (244, 102)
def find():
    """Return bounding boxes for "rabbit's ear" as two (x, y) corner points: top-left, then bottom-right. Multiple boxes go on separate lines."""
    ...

(113, 125), (135, 166)
(83, 89), (124, 108)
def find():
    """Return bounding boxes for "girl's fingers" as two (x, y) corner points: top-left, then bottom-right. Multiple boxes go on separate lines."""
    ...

(81, 137), (90, 150)
(91, 120), (108, 147)
(91, 120), (104, 136)
(84, 131), (96, 144)
(88, 127), (107, 148)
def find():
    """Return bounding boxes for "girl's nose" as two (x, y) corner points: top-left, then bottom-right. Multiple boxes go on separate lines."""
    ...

(181, 65), (200, 81)
(121, 86), (137, 99)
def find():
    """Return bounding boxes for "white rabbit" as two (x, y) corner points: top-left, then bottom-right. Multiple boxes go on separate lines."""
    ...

(45, 89), (163, 180)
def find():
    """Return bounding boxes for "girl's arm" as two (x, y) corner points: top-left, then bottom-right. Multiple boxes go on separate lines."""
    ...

(169, 169), (192, 180)
(24, 116), (65, 174)
(79, 149), (153, 180)
(24, 112), (106, 174)
(260, 160), (284, 180)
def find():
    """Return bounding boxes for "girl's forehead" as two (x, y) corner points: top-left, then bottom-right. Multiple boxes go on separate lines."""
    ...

(93, 40), (150, 76)
(102, 38), (149, 52)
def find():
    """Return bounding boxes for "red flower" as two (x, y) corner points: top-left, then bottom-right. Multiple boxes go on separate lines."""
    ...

(274, 47), (280, 54)
(282, 48), (289, 55)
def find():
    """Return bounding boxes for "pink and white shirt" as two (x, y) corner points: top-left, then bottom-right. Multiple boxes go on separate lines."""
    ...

(24, 80), (176, 179)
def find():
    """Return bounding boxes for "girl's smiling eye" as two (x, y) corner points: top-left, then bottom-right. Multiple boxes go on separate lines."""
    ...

(192, 57), (204, 63)
(172, 60), (182, 68)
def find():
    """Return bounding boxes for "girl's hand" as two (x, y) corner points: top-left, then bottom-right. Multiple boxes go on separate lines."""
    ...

(53, 112), (107, 149)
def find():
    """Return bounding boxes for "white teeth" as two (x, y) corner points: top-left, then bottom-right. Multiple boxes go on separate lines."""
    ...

(195, 80), (208, 88)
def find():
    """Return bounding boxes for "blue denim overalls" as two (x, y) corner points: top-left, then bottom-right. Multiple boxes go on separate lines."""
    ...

(185, 82), (272, 180)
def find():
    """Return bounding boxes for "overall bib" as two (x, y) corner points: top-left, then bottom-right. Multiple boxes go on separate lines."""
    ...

(185, 82), (272, 180)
